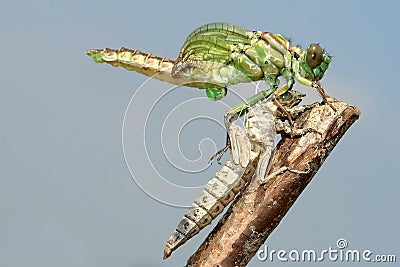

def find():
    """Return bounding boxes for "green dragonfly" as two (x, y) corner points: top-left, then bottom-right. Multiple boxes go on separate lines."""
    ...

(86, 22), (331, 123)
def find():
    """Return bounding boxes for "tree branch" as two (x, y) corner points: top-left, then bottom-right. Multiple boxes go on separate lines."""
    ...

(186, 98), (361, 267)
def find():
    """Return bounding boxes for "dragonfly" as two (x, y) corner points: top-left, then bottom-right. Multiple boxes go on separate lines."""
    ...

(86, 22), (331, 123)
(163, 90), (317, 259)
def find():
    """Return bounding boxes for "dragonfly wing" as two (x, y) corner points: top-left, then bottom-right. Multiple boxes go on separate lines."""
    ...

(174, 22), (251, 72)
(228, 123), (250, 168)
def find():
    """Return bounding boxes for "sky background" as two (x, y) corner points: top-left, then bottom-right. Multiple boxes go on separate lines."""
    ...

(1, 0), (399, 266)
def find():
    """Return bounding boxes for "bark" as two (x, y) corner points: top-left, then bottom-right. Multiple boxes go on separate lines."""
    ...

(186, 98), (361, 267)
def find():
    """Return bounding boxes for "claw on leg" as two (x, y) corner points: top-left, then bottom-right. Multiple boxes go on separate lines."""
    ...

(315, 81), (337, 112)
(209, 131), (231, 164)
(209, 144), (229, 164)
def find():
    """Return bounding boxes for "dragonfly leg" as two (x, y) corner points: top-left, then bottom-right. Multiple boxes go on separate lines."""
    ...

(224, 88), (277, 128)
(208, 132), (230, 164)
(272, 95), (294, 126)
(314, 81), (337, 112)
(209, 123), (250, 168)
(275, 102), (323, 137)
(260, 166), (310, 186)
(272, 83), (303, 125)
(275, 120), (322, 138)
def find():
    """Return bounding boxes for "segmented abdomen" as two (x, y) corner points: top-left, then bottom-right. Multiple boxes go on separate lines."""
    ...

(86, 47), (181, 83)
(163, 156), (259, 259)
(86, 47), (246, 89)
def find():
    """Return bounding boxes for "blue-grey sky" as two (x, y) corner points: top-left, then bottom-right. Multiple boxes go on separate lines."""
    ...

(1, 0), (399, 266)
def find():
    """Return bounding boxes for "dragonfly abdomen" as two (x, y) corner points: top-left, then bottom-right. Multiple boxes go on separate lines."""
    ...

(86, 47), (237, 89)
(163, 158), (253, 259)
(86, 47), (187, 84)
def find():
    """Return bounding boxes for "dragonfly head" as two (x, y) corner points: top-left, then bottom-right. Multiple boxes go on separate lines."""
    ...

(294, 44), (331, 84)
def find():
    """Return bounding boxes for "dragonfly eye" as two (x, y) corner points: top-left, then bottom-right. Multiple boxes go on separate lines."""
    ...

(306, 43), (323, 68)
